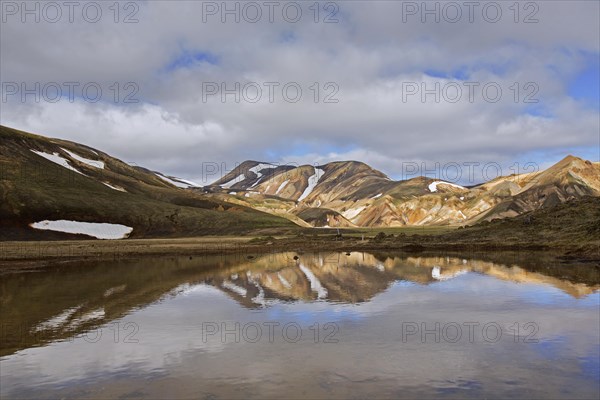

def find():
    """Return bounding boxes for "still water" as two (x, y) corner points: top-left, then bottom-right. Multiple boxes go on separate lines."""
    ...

(1, 252), (599, 399)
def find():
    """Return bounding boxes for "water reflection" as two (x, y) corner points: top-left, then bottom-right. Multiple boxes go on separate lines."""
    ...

(1, 252), (598, 399)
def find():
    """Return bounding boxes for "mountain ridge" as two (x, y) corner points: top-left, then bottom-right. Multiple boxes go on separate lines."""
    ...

(205, 155), (600, 227)
(2, 125), (599, 237)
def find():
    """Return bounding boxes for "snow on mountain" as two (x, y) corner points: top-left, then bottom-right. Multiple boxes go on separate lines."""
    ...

(102, 182), (127, 192)
(155, 173), (199, 188)
(298, 167), (325, 201)
(207, 156), (600, 228)
(249, 163), (276, 187)
(276, 179), (290, 195)
(220, 174), (245, 188)
(61, 148), (105, 169)
(29, 220), (133, 239)
(428, 181), (466, 192)
(298, 263), (328, 299)
(30, 150), (85, 175)
(342, 206), (366, 220)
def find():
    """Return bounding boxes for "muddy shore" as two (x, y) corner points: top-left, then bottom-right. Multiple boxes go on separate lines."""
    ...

(1, 234), (598, 271)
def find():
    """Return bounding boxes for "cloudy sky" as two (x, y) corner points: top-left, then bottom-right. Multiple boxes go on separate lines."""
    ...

(1, 0), (599, 185)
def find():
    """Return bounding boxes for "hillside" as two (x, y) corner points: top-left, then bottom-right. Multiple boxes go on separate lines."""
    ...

(253, 196), (600, 260)
(205, 157), (600, 228)
(438, 196), (600, 257)
(2, 125), (598, 239)
(0, 126), (296, 240)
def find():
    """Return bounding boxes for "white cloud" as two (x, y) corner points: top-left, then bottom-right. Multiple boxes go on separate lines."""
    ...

(1, 1), (598, 183)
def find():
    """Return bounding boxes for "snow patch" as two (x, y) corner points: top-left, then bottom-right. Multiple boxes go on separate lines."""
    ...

(432, 266), (468, 281)
(298, 263), (328, 299)
(298, 168), (325, 201)
(278, 273), (292, 289)
(249, 163), (274, 177)
(428, 181), (466, 192)
(174, 177), (201, 187)
(342, 206), (366, 220)
(30, 220), (133, 239)
(155, 173), (198, 188)
(102, 182), (126, 192)
(220, 174), (245, 188)
(61, 148), (104, 169)
(222, 281), (247, 296)
(249, 163), (274, 187)
(34, 306), (82, 331)
(30, 150), (85, 175)
(68, 308), (105, 328)
(245, 273), (268, 307)
(371, 193), (382, 199)
(276, 179), (290, 195)
(251, 282), (267, 306)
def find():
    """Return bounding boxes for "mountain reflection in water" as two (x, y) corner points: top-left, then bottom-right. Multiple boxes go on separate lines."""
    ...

(1, 252), (598, 399)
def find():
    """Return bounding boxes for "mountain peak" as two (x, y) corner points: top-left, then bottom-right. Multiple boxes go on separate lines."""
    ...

(559, 154), (582, 164)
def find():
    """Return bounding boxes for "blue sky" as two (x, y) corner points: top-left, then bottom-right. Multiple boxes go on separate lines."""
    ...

(165, 49), (218, 72)
(568, 52), (600, 110)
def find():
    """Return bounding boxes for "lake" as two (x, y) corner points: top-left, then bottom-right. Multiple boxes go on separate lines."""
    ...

(1, 251), (599, 399)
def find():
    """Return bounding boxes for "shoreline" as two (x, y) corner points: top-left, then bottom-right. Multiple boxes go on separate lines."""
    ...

(1, 236), (598, 270)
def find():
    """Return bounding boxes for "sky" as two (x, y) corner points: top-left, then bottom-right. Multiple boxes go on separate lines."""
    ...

(1, 0), (599, 185)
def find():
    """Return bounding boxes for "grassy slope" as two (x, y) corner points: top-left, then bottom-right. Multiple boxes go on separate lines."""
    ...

(428, 196), (600, 256)
(0, 125), (296, 239)
(260, 196), (599, 259)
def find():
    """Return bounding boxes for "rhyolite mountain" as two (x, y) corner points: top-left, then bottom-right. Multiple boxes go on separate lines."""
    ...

(206, 156), (600, 228)
(2, 125), (599, 238)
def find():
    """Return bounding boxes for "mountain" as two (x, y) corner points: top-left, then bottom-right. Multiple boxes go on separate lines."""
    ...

(3, 125), (598, 238)
(0, 126), (295, 240)
(477, 155), (600, 220)
(437, 195), (600, 257)
(204, 156), (600, 228)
